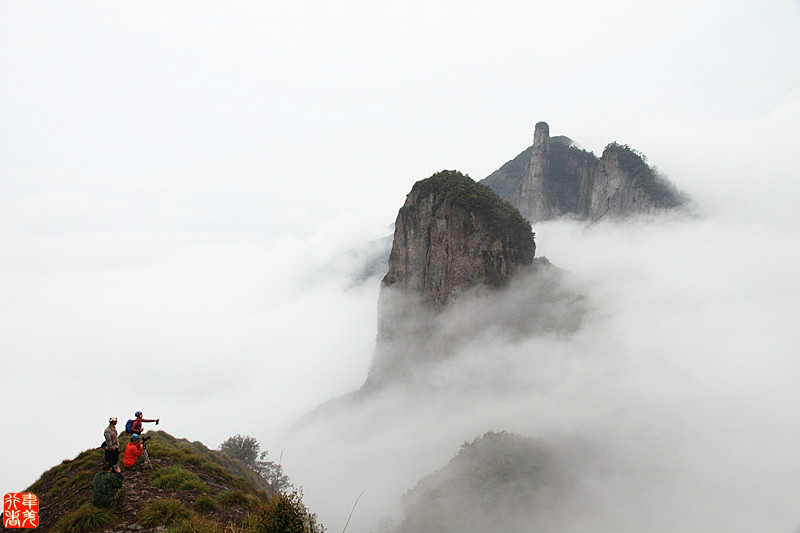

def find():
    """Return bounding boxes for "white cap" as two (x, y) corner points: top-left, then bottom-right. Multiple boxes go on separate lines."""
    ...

(109, 417), (118, 423)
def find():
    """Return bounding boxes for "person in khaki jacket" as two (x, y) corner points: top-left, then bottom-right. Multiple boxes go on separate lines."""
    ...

(103, 417), (120, 466)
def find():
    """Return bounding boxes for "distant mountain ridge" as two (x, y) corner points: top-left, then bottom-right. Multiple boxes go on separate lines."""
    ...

(396, 431), (563, 533)
(481, 122), (687, 222)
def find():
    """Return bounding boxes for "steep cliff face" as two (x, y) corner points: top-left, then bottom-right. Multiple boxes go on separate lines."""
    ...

(587, 142), (683, 220)
(366, 170), (536, 387)
(481, 122), (686, 223)
(382, 170), (535, 308)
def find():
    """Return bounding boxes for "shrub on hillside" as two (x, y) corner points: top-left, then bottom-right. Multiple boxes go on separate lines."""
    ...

(250, 491), (325, 533)
(138, 498), (193, 527)
(217, 488), (251, 508)
(51, 502), (115, 533)
(194, 494), (222, 513)
(151, 465), (210, 492)
(218, 434), (290, 492)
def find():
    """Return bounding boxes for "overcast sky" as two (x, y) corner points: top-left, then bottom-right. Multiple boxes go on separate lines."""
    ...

(1, 1), (799, 530)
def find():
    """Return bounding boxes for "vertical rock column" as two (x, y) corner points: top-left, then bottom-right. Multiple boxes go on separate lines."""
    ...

(512, 121), (551, 222)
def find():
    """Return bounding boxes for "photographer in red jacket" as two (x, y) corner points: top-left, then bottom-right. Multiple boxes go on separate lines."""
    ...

(123, 434), (144, 469)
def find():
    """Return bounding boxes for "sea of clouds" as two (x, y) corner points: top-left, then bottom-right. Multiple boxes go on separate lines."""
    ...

(282, 207), (800, 532)
(2, 170), (799, 532)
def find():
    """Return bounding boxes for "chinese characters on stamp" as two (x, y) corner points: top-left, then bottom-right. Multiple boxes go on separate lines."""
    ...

(3, 493), (39, 529)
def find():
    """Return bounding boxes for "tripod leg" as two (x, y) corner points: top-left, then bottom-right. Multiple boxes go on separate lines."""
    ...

(143, 448), (154, 469)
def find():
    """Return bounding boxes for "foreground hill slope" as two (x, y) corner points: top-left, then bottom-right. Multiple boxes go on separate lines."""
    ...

(2, 430), (323, 533)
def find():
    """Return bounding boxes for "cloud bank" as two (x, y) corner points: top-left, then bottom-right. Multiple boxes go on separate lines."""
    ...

(282, 209), (800, 532)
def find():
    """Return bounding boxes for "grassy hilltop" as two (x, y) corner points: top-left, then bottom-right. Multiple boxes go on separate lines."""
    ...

(2, 430), (323, 533)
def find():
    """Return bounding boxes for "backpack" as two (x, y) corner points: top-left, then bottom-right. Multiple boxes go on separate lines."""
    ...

(125, 419), (134, 434)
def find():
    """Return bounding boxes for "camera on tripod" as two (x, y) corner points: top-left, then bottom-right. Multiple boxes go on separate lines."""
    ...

(141, 435), (152, 443)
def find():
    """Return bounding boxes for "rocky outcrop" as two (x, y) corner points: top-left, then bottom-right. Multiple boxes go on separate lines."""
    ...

(365, 170), (536, 387)
(481, 122), (686, 223)
(510, 122), (552, 222)
(586, 142), (683, 220)
(382, 170), (535, 308)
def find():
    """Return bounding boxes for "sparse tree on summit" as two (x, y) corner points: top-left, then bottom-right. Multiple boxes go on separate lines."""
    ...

(219, 434), (290, 492)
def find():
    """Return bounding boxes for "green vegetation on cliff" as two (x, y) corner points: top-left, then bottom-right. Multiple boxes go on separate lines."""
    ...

(603, 142), (683, 207)
(409, 170), (533, 239)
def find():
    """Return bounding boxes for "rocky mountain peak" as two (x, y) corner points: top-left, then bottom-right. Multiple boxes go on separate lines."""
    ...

(533, 121), (550, 145)
(511, 121), (552, 221)
(482, 122), (687, 222)
(365, 170), (536, 387)
(380, 170), (534, 309)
